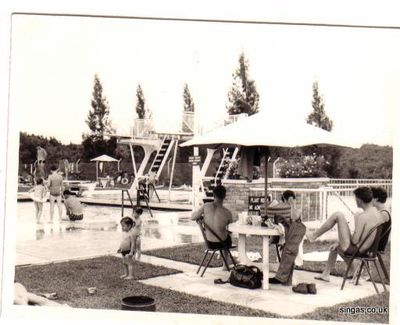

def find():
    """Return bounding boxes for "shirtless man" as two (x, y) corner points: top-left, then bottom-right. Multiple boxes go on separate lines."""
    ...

(306, 186), (381, 282)
(191, 185), (233, 270)
(48, 165), (64, 223)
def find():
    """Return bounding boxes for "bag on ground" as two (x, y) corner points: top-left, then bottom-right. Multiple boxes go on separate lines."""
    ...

(229, 264), (262, 289)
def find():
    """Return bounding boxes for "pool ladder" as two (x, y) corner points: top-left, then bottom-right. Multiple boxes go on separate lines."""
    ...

(121, 189), (154, 218)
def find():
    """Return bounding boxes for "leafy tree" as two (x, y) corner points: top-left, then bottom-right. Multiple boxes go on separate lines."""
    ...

(306, 81), (333, 131)
(82, 74), (116, 160)
(226, 52), (259, 116)
(135, 84), (146, 119)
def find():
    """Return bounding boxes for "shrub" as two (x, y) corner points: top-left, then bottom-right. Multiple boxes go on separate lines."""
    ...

(278, 154), (329, 178)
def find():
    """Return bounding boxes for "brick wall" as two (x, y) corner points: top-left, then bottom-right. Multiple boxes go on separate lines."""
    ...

(222, 178), (330, 221)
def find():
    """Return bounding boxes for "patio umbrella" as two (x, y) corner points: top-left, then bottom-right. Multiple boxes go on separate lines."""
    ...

(90, 154), (119, 181)
(180, 111), (360, 212)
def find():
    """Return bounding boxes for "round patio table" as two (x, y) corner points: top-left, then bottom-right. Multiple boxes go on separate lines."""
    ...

(228, 222), (280, 290)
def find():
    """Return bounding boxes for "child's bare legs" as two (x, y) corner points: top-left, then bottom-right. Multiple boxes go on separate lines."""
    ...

(125, 256), (135, 280)
(135, 237), (141, 260)
(34, 202), (39, 223)
(36, 202), (43, 224)
(120, 257), (129, 278)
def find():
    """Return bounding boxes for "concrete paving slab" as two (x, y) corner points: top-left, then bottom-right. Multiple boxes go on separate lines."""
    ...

(138, 255), (388, 317)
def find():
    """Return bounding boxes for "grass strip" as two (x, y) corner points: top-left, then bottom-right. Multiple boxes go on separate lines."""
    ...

(14, 255), (389, 322)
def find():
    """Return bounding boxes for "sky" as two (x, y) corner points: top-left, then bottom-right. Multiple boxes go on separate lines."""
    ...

(9, 14), (400, 146)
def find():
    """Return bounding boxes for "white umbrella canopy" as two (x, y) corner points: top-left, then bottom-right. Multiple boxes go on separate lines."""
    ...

(180, 111), (359, 149)
(180, 111), (360, 213)
(90, 154), (119, 181)
(90, 154), (119, 162)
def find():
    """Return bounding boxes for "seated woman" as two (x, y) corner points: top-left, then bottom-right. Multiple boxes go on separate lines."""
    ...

(306, 186), (382, 282)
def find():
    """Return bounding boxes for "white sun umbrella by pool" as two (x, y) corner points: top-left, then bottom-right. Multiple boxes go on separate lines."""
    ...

(90, 154), (119, 181)
(180, 110), (360, 212)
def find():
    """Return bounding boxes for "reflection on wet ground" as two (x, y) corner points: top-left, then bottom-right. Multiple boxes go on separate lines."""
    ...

(16, 202), (202, 265)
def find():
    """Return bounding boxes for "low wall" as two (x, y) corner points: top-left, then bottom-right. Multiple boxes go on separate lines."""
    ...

(222, 178), (330, 221)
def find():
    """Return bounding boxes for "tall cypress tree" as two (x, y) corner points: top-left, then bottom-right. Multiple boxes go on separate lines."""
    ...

(82, 74), (115, 160)
(306, 81), (333, 131)
(182, 83), (195, 133)
(226, 52), (259, 116)
(183, 83), (195, 113)
(135, 84), (146, 119)
(304, 81), (340, 177)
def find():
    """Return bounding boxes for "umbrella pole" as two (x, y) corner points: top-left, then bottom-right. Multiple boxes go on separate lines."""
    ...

(264, 148), (270, 215)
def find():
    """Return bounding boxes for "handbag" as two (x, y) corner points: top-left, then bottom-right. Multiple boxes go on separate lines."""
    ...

(228, 264), (262, 289)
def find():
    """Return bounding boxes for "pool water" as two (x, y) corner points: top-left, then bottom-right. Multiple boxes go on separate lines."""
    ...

(15, 202), (202, 265)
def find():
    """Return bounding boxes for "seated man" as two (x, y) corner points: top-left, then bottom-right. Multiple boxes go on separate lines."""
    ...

(191, 185), (233, 270)
(269, 190), (306, 285)
(307, 186), (381, 282)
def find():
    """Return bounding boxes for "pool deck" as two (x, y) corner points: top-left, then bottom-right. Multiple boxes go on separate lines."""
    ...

(14, 211), (387, 319)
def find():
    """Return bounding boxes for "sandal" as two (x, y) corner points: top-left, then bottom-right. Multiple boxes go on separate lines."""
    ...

(214, 278), (228, 285)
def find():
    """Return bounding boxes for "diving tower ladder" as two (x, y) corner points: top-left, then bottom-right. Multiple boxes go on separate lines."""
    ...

(202, 146), (239, 202)
(148, 135), (175, 179)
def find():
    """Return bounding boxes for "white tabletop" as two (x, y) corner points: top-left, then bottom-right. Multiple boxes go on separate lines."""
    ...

(228, 223), (280, 236)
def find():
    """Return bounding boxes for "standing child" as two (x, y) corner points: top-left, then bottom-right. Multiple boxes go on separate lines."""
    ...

(117, 217), (137, 279)
(28, 178), (47, 224)
(132, 207), (143, 260)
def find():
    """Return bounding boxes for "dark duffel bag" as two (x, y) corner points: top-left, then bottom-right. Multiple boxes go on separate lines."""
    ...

(229, 264), (262, 289)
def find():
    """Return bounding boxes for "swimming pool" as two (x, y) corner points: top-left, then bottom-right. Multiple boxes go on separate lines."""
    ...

(15, 202), (202, 265)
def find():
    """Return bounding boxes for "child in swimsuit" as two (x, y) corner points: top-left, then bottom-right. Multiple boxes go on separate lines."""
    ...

(117, 217), (137, 279)
(132, 207), (143, 260)
(28, 178), (47, 224)
(63, 190), (84, 221)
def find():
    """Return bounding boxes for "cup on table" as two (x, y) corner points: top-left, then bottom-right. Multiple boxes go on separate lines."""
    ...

(251, 215), (262, 227)
(238, 212), (248, 225)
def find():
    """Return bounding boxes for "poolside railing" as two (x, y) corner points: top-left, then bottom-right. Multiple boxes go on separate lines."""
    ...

(250, 178), (392, 224)
(328, 179), (392, 197)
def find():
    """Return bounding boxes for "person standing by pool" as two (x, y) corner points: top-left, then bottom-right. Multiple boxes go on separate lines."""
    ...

(117, 217), (137, 279)
(191, 185), (234, 270)
(36, 146), (47, 181)
(28, 178), (48, 224)
(48, 165), (64, 223)
(132, 207), (143, 260)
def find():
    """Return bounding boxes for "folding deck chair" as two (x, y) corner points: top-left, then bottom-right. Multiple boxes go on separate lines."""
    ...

(340, 223), (388, 294)
(196, 219), (237, 277)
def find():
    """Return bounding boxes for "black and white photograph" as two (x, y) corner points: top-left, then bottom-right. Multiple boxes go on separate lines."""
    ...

(0, 1), (399, 325)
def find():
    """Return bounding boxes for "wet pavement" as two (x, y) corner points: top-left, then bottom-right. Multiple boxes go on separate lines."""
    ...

(16, 202), (201, 266)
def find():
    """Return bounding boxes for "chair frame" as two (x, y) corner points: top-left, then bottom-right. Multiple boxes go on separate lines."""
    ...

(377, 217), (391, 284)
(196, 219), (237, 277)
(340, 223), (389, 294)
